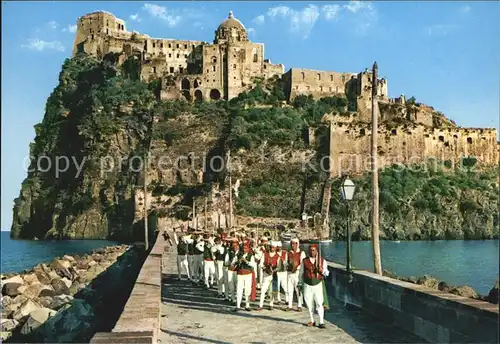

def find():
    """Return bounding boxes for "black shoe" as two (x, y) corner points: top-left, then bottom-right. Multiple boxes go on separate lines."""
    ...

(245, 307), (251, 311)
(233, 307), (240, 312)
(318, 323), (326, 329)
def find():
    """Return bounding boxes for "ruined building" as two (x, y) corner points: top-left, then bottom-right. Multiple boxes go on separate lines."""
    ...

(72, 10), (387, 104)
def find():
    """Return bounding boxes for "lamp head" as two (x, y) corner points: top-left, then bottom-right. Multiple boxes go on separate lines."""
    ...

(341, 178), (356, 201)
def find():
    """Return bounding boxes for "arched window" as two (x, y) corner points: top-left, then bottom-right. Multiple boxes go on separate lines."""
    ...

(301, 72), (305, 81)
(317, 73), (321, 80)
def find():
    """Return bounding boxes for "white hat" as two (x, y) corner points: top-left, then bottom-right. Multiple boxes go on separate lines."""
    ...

(291, 238), (300, 244)
(261, 236), (268, 242)
(270, 241), (279, 247)
(276, 241), (282, 247)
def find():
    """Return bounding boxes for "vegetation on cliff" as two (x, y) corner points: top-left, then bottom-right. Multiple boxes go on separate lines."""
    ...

(11, 55), (499, 241)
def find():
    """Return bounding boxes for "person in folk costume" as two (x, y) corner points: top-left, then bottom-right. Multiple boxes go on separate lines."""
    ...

(234, 240), (257, 311)
(192, 234), (205, 284)
(275, 241), (289, 305)
(255, 236), (268, 289)
(224, 239), (240, 304)
(298, 244), (329, 329)
(202, 235), (216, 288)
(285, 238), (306, 311)
(187, 234), (195, 282)
(173, 232), (191, 280)
(258, 241), (280, 311)
(213, 236), (226, 298)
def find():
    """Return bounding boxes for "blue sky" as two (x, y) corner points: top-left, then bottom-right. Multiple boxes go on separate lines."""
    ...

(1, 1), (499, 231)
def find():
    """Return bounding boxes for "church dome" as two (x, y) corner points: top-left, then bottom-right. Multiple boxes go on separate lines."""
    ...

(217, 11), (246, 32)
(214, 11), (248, 43)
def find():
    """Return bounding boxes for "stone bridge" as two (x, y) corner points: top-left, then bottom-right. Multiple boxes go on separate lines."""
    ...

(90, 233), (499, 343)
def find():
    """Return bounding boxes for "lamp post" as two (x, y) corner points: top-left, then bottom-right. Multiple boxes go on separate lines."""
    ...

(341, 178), (355, 276)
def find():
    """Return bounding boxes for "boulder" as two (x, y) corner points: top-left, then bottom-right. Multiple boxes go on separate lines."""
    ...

(1, 331), (12, 341)
(12, 299), (42, 322)
(1, 318), (19, 332)
(1, 295), (13, 308)
(63, 255), (75, 263)
(61, 277), (72, 289)
(50, 259), (73, 280)
(20, 307), (57, 335)
(487, 280), (499, 304)
(38, 285), (56, 298)
(449, 285), (480, 299)
(1, 275), (24, 286)
(76, 259), (91, 270)
(19, 283), (46, 300)
(11, 294), (28, 306)
(69, 281), (80, 295)
(51, 279), (69, 296)
(416, 275), (440, 289)
(51, 294), (73, 310)
(34, 271), (52, 285)
(88, 260), (97, 267)
(34, 299), (95, 343)
(23, 273), (40, 285)
(38, 296), (55, 309)
(2, 283), (22, 297)
(438, 281), (451, 292)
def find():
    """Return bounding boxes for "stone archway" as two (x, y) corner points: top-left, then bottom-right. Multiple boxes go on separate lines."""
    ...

(181, 78), (190, 90)
(194, 79), (201, 88)
(194, 90), (203, 102)
(182, 90), (191, 101)
(209, 89), (221, 100)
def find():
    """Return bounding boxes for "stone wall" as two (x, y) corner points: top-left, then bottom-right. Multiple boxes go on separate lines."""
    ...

(325, 262), (499, 343)
(329, 121), (499, 177)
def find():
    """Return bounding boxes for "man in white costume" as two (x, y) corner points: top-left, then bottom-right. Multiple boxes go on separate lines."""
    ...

(224, 239), (240, 304)
(173, 232), (191, 280)
(234, 240), (257, 311)
(275, 241), (288, 304)
(255, 236), (268, 289)
(192, 235), (204, 284)
(298, 244), (329, 328)
(213, 236), (226, 298)
(257, 241), (280, 311)
(285, 238), (306, 311)
(202, 236), (216, 288)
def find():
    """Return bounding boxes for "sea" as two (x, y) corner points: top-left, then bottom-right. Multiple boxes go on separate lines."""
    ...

(1, 231), (498, 295)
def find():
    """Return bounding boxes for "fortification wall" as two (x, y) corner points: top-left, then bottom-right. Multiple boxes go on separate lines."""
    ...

(286, 68), (357, 100)
(329, 123), (499, 177)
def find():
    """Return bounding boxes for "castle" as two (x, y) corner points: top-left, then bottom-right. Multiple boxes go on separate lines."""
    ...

(73, 10), (498, 177)
(72, 10), (387, 105)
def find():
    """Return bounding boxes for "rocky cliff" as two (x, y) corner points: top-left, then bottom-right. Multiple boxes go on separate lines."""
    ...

(10, 55), (499, 241)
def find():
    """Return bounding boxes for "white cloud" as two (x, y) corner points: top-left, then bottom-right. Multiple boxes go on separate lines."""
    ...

(344, 0), (373, 14)
(62, 24), (77, 33)
(248, 27), (256, 35)
(129, 13), (142, 22)
(253, 15), (265, 25)
(47, 20), (58, 30)
(21, 39), (65, 52)
(426, 24), (457, 37)
(322, 5), (341, 21)
(460, 5), (471, 13)
(143, 3), (182, 27)
(267, 5), (320, 39)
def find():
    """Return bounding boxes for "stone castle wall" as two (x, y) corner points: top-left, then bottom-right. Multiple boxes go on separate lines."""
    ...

(328, 122), (499, 177)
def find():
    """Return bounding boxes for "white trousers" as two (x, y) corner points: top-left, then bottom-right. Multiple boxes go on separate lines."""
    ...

(277, 271), (288, 302)
(226, 270), (237, 301)
(188, 255), (195, 280)
(203, 260), (215, 287)
(193, 254), (203, 281)
(236, 273), (252, 309)
(257, 261), (263, 287)
(287, 271), (302, 308)
(177, 255), (190, 279)
(259, 274), (274, 308)
(303, 283), (325, 324)
(223, 266), (229, 298)
(215, 261), (225, 294)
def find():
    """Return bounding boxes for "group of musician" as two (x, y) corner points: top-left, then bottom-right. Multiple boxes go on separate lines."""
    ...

(172, 227), (330, 328)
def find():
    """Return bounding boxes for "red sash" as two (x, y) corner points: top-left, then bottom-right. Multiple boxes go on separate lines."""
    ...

(250, 271), (257, 301)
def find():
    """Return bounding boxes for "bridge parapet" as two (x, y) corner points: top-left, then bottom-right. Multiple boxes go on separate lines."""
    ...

(326, 261), (499, 343)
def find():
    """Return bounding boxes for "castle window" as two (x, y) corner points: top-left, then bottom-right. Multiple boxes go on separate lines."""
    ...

(391, 129), (397, 135)
(252, 48), (258, 62)
(301, 72), (305, 81)
(153, 42), (156, 48)
(467, 137), (473, 144)
(444, 142), (450, 147)
(117, 23), (120, 30)
(106, 29), (109, 34)
(342, 75), (345, 82)
(160, 43), (163, 48)
(184, 54), (187, 58)
(360, 129), (365, 136)
(192, 45), (195, 49)
(176, 44), (179, 48)
(177, 54), (179, 58)
(91, 34), (94, 40)
(213, 66), (216, 72)
(453, 135), (458, 139)
(212, 56), (217, 63)
(329, 87), (332, 92)
(170, 67), (174, 73)
(153, 67), (156, 73)
(439, 135), (444, 142)
(264, 65), (267, 69)
(179, 67), (184, 73)
(184, 44), (187, 49)
(106, 20), (109, 27)
(169, 43), (172, 48)
(169, 53), (172, 58)
(320, 86), (323, 92)
(330, 75), (334, 82)
(317, 73), (321, 80)
(233, 64), (236, 69)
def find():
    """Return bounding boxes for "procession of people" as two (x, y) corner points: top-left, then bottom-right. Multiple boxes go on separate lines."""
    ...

(171, 225), (330, 329)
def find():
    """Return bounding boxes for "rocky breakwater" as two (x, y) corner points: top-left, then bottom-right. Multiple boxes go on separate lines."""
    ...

(0, 244), (142, 343)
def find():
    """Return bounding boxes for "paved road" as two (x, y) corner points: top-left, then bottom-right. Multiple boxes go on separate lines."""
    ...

(159, 251), (422, 344)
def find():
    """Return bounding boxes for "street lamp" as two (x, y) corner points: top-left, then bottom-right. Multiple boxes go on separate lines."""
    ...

(340, 178), (355, 276)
